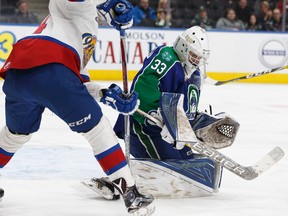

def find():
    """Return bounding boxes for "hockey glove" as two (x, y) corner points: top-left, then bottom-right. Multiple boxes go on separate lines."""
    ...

(100, 84), (139, 115)
(145, 108), (164, 128)
(161, 125), (187, 150)
(97, 0), (133, 31)
(160, 124), (175, 144)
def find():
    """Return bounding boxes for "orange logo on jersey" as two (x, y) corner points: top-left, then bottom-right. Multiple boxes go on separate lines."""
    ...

(82, 33), (96, 68)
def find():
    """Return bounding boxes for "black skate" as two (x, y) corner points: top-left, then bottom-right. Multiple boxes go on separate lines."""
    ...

(112, 178), (155, 216)
(82, 177), (120, 200)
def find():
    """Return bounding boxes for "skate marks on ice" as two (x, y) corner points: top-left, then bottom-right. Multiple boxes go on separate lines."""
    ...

(0, 82), (288, 216)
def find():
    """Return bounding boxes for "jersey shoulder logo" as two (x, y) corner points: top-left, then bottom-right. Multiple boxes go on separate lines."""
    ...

(161, 51), (173, 62)
(82, 33), (96, 68)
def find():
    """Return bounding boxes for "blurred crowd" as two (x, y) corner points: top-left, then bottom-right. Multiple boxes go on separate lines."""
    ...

(0, 0), (39, 24)
(0, 0), (287, 32)
(131, 0), (288, 31)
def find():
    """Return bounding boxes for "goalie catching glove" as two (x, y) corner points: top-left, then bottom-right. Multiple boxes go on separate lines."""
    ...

(97, 0), (133, 31)
(159, 92), (240, 150)
(191, 112), (240, 149)
(162, 111), (240, 150)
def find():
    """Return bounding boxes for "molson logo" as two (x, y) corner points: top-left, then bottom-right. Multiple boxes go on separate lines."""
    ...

(258, 38), (288, 69)
(0, 31), (16, 62)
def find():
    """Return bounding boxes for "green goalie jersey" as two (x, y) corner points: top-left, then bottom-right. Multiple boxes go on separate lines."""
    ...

(130, 45), (203, 125)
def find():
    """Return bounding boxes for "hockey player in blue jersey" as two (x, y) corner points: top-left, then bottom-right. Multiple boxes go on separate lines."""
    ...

(83, 26), (240, 198)
(0, 0), (155, 215)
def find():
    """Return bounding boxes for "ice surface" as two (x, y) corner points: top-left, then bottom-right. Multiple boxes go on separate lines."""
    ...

(0, 81), (287, 216)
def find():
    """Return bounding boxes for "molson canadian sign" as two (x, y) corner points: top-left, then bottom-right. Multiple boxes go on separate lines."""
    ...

(0, 24), (287, 83)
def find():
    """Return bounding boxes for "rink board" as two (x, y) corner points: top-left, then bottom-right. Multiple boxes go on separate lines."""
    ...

(88, 69), (288, 84)
(1, 24), (288, 83)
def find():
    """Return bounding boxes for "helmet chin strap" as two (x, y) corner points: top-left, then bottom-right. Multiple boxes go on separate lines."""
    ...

(183, 63), (197, 79)
(202, 62), (208, 79)
(199, 62), (208, 89)
(183, 61), (207, 89)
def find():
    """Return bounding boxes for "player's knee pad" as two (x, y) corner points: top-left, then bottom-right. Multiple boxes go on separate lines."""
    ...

(0, 126), (32, 153)
(82, 116), (119, 155)
(191, 112), (240, 149)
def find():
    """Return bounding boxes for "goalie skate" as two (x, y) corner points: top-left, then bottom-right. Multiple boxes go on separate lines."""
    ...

(81, 177), (120, 200)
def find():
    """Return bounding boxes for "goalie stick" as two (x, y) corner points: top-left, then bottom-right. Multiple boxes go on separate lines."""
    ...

(205, 65), (288, 86)
(186, 142), (284, 180)
(136, 93), (285, 180)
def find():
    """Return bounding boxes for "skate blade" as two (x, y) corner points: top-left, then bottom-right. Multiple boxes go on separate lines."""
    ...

(132, 203), (155, 216)
(81, 181), (118, 200)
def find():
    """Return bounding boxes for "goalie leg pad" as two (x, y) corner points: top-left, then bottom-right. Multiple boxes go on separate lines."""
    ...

(192, 112), (240, 149)
(130, 158), (222, 198)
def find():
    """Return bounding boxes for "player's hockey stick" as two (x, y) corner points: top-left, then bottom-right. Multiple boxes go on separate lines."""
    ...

(119, 30), (131, 165)
(113, 0), (133, 165)
(136, 94), (285, 180)
(205, 65), (288, 86)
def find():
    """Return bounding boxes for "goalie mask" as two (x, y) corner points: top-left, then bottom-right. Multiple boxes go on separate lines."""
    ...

(173, 26), (210, 75)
